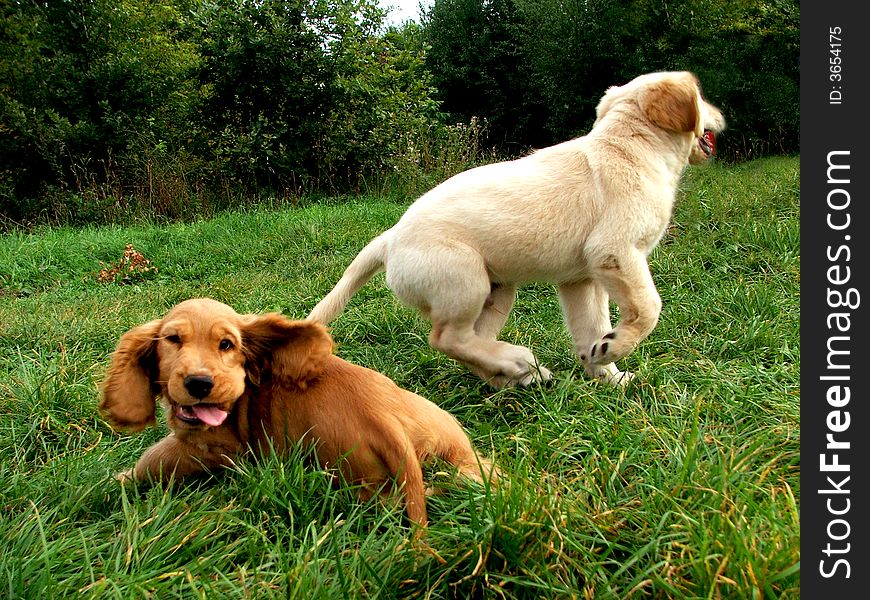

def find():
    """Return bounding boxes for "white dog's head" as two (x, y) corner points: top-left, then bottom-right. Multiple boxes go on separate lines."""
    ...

(594, 71), (726, 165)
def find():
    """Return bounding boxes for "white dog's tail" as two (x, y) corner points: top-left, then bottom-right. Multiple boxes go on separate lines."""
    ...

(307, 234), (388, 324)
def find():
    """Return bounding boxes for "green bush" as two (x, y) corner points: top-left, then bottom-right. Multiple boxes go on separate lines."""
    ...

(1, 0), (454, 226)
(424, 0), (800, 160)
(0, 0), (202, 222)
(1, 0), (799, 227)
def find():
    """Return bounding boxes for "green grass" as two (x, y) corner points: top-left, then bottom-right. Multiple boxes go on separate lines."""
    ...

(0, 156), (800, 598)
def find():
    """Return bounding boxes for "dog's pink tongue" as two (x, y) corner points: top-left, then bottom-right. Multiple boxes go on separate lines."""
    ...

(703, 130), (716, 155)
(192, 405), (228, 427)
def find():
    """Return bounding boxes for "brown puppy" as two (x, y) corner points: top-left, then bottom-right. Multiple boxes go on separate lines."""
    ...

(99, 298), (495, 531)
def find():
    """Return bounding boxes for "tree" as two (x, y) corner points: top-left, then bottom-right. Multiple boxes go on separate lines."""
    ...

(320, 19), (442, 187)
(423, 0), (546, 150)
(422, 0), (800, 158)
(1, 0), (447, 221)
(1, 0), (200, 218)
(190, 0), (334, 190)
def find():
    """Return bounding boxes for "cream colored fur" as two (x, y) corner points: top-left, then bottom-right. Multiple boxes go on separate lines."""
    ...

(309, 71), (726, 387)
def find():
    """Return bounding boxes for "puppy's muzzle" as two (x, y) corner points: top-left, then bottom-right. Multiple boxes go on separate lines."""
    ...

(184, 375), (214, 399)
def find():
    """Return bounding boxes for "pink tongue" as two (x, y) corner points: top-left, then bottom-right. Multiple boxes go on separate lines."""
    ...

(191, 405), (228, 427)
(703, 130), (716, 155)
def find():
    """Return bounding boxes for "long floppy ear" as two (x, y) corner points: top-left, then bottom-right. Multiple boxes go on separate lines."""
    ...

(639, 75), (702, 136)
(242, 314), (334, 389)
(99, 319), (162, 432)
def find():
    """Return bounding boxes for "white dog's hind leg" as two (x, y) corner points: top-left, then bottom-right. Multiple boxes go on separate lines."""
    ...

(431, 322), (551, 388)
(474, 283), (516, 339)
(558, 279), (634, 386)
(388, 246), (548, 388)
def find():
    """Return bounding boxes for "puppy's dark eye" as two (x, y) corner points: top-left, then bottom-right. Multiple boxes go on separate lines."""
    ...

(219, 339), (234, 351)
(166, 334), (181, 345)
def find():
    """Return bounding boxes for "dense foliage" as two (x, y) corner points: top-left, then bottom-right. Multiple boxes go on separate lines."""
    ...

(1, 0), (799, 226)
(423, 0), (800, 156)
(1, 0), (443, 223)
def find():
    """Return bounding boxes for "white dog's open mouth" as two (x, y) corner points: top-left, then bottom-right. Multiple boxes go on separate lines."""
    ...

(174, 403), (228, 427)
(698, 130), (716, 158)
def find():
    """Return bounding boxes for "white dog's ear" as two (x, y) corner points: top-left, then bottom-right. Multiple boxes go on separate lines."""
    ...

(639, 74), (702, 136)
(242, 315), (333, 389)
(100, 320), (162, 431)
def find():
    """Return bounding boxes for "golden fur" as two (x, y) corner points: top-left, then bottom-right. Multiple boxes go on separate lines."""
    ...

(100, 298), (495, 531)
(308, 71), (726, 387)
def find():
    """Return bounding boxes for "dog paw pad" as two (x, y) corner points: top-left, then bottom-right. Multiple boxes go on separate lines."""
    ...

(590, 341), (610, 358)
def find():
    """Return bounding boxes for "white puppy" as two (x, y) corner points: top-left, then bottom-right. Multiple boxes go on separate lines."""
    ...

(309, 71), (726, 388)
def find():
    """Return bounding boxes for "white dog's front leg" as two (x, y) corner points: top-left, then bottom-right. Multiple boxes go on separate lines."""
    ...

(586, 248), (661, 369)
(558, 279), (634, 386)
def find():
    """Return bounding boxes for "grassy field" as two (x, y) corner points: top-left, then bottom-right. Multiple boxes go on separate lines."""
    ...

(0, 156), (799, 598)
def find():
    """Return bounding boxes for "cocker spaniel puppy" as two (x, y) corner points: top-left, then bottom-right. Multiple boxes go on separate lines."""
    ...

(99, 298), (496, 531)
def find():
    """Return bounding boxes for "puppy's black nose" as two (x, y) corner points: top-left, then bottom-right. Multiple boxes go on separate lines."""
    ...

(184, 375), (214, 399)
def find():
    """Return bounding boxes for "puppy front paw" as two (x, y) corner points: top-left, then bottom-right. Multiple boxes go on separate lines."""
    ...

(589, 331), (617, 363)
(586, 331), (637, 366)
(600, 368), (635, 387)
(584, 361), (635, 387)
